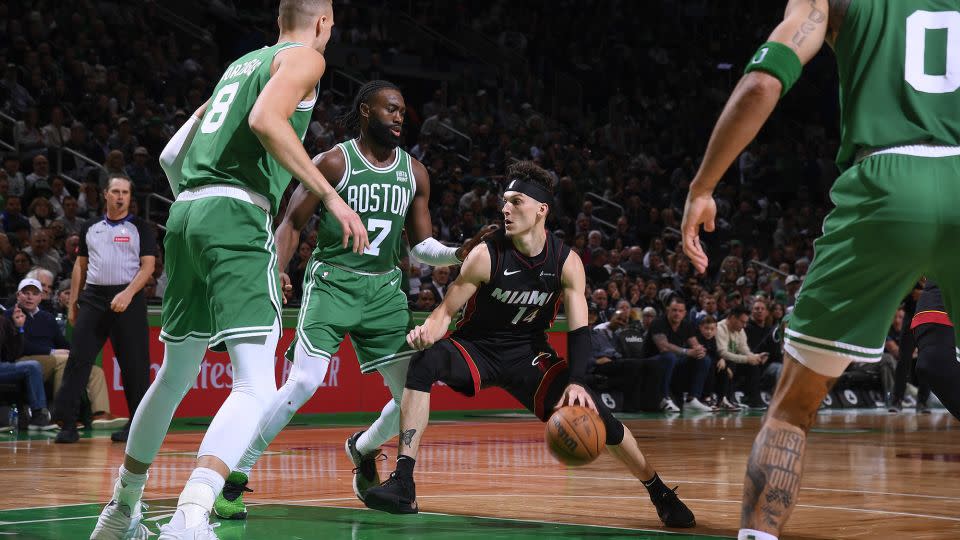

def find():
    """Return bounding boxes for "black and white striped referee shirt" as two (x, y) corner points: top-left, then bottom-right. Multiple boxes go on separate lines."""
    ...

(78, 214), (157, 286)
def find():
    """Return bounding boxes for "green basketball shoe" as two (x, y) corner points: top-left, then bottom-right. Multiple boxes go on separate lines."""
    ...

(214, 472), (252, 520)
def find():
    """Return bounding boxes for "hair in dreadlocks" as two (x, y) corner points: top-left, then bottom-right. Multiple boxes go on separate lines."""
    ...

(338, 80), (401, 133)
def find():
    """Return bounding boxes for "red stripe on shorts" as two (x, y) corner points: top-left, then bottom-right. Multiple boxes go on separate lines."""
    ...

(449, 338), (481, 396)
(911, 310), (953, 329)
(534, 359), (568, 421)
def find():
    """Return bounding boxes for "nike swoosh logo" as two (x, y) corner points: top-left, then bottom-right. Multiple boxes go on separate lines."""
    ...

(351, 168), (367, 176)
(504, 269), (521, 276)
(389, 278), (399, 287)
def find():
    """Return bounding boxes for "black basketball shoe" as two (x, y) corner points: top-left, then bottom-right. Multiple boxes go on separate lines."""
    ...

(651, 486), (696, 528)
(345, 430), (384, 501)
(363, 472), (418, 514)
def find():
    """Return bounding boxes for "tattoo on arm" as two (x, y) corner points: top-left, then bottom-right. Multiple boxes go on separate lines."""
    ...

(400, 428), (417, 449)
(742, 426), (806, 530)
(792, 0), (828, 48)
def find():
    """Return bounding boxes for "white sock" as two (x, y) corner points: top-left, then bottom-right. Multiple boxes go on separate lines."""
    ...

(235, 341), (329, 475)
(356, 360), (408, 455)
(171, 468), (223, 528)
(125, 340), (206, 464)
(114, 465), (148, 508)
(197, 322), (281, 470)
(739, 529), (778, 540)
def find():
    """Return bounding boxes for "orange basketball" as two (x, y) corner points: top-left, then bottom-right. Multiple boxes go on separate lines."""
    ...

(545, 406), (606, 466)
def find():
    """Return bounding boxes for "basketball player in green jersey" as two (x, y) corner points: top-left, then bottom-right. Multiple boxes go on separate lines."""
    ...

(91, 2), (369, 539)
(212, 80), (493, 519)
(681, 1), (960, 539)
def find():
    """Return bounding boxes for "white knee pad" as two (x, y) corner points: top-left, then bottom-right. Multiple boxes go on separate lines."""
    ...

(126, 339), (207, 464)
(198, 321), (281, 469)
(233, 339), (330, 476)
(378, 359), (410, 404)
(284, 340), (331, 400)
(355, 359), (410, 455)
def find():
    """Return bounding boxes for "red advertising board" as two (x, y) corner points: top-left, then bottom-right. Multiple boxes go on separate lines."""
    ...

(102, 327), (568, 418)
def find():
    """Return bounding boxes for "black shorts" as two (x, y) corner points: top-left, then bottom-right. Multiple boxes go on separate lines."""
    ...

(912, 281), (953, 330)
(442, 336), (568, 421)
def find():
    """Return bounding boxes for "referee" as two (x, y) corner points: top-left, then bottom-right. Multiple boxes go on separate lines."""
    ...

(53, 175), (157, 444)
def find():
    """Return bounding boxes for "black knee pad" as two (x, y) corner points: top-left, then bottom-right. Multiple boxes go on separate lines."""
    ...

(587, 386), (625, 445)
(599, 405), (625, 446)
(404, 341), (476, 396)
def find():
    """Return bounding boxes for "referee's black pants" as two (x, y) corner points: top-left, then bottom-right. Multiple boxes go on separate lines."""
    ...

(53, 285), (150, 427)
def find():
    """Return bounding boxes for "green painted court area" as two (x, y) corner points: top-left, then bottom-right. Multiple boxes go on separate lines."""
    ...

(0, 501), (727, 540)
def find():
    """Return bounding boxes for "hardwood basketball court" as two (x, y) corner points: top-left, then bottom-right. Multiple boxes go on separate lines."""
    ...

(2, 409), (958, 539)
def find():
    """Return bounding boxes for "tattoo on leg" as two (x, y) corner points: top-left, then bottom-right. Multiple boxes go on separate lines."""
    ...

(742, 425), (806, 532)
(400, 428), (417, 449)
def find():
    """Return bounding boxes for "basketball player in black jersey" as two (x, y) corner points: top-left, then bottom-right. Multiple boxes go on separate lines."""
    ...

(911, 280), (960, 421)
(363, 161), (696, 529)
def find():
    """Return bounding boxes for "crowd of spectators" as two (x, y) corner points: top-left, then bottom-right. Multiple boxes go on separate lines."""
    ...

(0, 1), (920, 413)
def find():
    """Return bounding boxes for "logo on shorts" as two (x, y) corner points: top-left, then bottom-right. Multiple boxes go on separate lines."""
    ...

(530, 352), (553, 372)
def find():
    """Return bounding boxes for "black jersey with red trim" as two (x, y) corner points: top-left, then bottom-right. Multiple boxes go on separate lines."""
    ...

(912, 280), (953, 329)
(453, 228), (570, 349)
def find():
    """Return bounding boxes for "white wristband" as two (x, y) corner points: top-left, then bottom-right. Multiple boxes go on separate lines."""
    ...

(410, 237), (460, 266)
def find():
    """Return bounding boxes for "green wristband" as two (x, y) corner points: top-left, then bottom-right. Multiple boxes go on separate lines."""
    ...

(744, 41), (802, 97)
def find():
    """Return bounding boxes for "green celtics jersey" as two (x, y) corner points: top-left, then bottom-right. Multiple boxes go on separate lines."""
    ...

(834, 1), (960, 170)
(180, 42), (317, 214)
(314, 139), (415, 272)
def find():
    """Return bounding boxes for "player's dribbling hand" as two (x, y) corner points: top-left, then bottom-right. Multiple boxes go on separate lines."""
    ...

(455, 224), (499, 262)
(555, 383), (598, 413)
(279, 272), (293, 304)
(323, 194), (369, 254)
(681, 189), (717, 274)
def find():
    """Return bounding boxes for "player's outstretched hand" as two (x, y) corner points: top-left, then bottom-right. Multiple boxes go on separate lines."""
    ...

(279, 272), (293, 304)
(681, 191), (717, 274)
(323, 193), (369, 254)
(555, 383), (598, 413)
(455, 224), (499, 262)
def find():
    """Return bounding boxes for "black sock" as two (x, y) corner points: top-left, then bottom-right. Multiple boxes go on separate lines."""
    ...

(396, 455), (416, 478)
(641, 472), (669, 497)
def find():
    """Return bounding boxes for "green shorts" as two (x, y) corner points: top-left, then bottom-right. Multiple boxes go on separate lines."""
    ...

(289, 260), (414, 373)
(786, 150), (960, 375)
(160, 196), (282, 351)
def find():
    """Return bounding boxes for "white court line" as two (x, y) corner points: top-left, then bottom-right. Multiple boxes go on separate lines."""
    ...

(279, 502), (691, 535)
(412, 470), (960, 502)
(2, 493), (959, 528)
(2, 468), (959, 509)
(250, 494), (960, 524)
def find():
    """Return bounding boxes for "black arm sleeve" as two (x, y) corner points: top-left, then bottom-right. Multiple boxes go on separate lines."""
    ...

(77, 218), (95, 257)
(567, 325), (592, 385)
(135, 217), (158, 257)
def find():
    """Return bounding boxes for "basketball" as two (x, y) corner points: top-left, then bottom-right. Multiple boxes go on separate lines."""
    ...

(545, 406), (606, 466)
